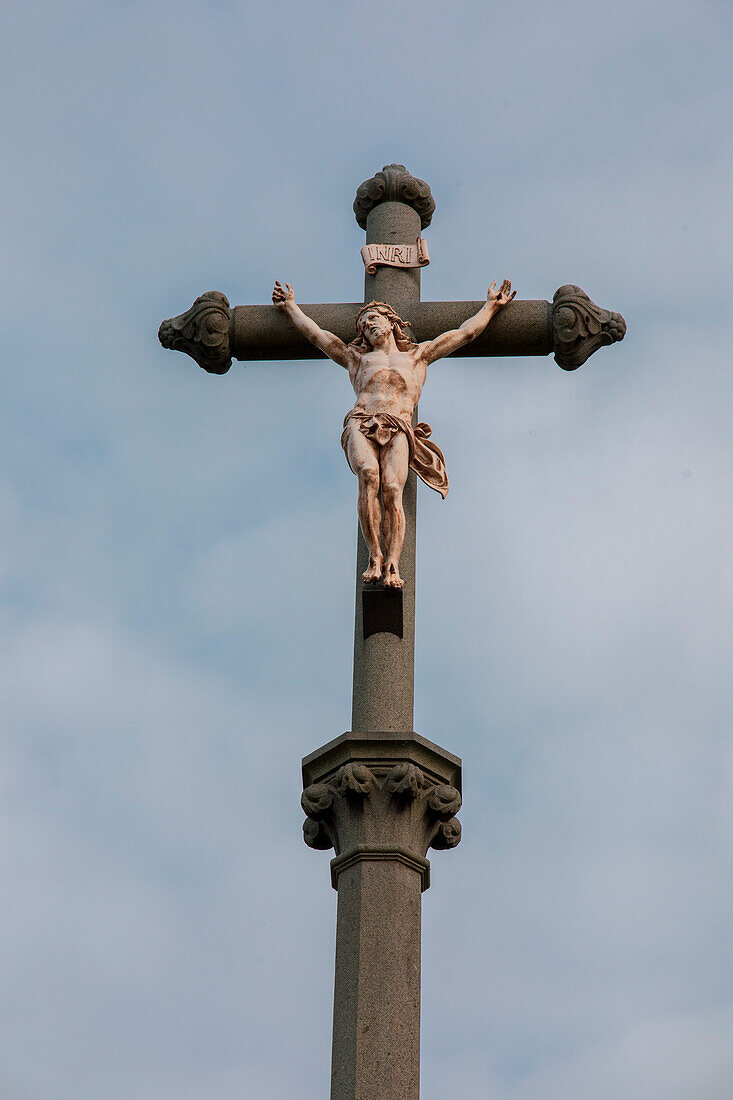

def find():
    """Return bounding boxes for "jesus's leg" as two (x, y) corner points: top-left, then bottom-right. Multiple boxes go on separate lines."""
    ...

(345, 428), (383, 583)
(380, 433), (410, 589)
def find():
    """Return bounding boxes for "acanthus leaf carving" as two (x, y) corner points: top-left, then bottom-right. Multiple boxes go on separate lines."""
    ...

(334, 763), (374, 798)
(552, 284), (626, 370)
(427, 784), (462, 820)
(354, 164), (436, 230)
(301, 754), (462, 865)
(301, 783), (334, 819)
(158, 290), (232, 374)
(430, 817), (462, 850)
(386, 762), (428, 800)
(303, 817), (333, 851)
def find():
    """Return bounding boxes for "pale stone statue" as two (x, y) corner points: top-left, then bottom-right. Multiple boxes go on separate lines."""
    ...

(273, 280), (516, 588)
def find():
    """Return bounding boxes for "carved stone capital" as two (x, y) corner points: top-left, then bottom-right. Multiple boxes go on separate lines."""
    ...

(552, 284), (626, 370)
(301, 732), (462, 891)
(354, 164), (435, 230)
(158, 290), (232, 374)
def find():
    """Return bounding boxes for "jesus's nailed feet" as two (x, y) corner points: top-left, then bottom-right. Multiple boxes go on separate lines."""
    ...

(383, 563), (404, 589)
(362, 557), (384, 584)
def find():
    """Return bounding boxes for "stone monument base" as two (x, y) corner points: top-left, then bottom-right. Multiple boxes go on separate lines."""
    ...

(301, 731), (462, 1100)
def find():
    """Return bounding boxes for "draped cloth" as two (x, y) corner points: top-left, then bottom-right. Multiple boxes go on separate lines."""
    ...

(341, 411), (449, 499)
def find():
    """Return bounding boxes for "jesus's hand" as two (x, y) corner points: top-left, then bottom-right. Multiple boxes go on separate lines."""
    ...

(272, 281), (295, 308)
(487, 279), (516, 307)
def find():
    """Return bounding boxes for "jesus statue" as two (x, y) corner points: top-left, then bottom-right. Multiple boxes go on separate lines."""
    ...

(273, 279), (516, 589)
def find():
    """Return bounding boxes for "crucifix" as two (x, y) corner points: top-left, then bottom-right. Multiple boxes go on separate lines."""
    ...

(159, 163), (625, 1100)
(271, 276), (515, 590)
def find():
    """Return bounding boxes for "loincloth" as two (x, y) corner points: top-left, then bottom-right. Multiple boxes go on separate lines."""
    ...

(341, 411), (449, 499)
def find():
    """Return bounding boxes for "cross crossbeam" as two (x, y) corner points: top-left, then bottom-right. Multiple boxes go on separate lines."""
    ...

(160, 288), (624, 372)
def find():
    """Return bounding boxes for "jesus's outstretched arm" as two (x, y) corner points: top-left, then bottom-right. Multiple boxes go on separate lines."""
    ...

(420, 279), (516, 365)
(273, 282), (353, 369)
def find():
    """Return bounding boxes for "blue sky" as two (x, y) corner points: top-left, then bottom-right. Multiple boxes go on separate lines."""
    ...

(2, 1), (732, 1097)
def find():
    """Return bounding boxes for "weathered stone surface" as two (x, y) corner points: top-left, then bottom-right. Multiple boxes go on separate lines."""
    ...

(363, 200), (424, 311)
(302, 732), (461, 1100)
(552, 284), (627, 370)
(353, 163), (436, 230)
(158, 290), (232, 374)
(330, 858), (422, 1100)
(228, 298), (552, 361)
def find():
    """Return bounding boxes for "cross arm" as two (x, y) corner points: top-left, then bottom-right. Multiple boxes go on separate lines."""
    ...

(158, 285), (625, 373)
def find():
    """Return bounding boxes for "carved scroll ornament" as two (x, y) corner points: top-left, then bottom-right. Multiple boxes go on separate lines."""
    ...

(158, 290), (232, 374)
(552, 284), (626, 370)
(361, 238), (430, 275)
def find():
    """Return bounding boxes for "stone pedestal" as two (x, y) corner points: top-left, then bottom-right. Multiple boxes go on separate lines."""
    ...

(302, 732), (462, 1100)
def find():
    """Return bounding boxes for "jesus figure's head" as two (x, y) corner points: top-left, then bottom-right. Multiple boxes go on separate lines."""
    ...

(351, 301), (416, 352)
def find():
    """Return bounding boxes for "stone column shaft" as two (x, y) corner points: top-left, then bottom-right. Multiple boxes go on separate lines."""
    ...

(363, 200), (422, 315)
(351, 198), (421, 733)
(331, 860), (422, 1100)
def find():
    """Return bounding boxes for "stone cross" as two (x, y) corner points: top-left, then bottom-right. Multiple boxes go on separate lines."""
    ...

(158, 163), (626, 1100)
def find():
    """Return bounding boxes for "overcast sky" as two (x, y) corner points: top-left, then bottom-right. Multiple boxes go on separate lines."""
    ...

(1, 1), (732, 1097)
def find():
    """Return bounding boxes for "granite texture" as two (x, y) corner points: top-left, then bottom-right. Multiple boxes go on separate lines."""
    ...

(229, 297), (552, 361)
